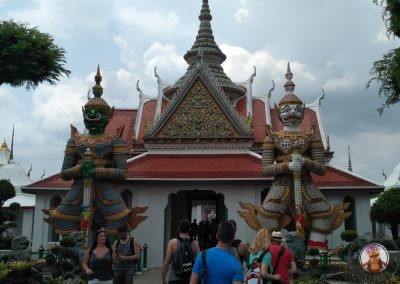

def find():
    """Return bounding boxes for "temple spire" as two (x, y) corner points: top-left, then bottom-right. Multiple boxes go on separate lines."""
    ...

(347, 144), (353, 172)
(184, 0), (226, 66)
(9, 123), (14, 163)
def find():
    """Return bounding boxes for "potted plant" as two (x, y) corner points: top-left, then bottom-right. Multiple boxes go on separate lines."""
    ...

(308, 248), (320, 267)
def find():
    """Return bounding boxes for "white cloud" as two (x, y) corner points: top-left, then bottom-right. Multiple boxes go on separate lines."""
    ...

(234, 8), (250, 23)
(115, 5), (181, 36)
(323, 76), (356, 92)
(31, 78), (87, 132)
(114, 35), (136, 70)
(5, 0), (114, 38)
(374, 27), (391, 44)
(220, 44), (316, 97)
(143, 41), (187, 83)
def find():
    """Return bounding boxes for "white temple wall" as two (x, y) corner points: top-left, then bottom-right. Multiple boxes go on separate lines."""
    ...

(323, 189), (373, 249)
(129, 182), (265, 268)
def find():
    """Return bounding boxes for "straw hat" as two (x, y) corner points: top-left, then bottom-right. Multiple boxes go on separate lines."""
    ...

(271, 231), (283, 241)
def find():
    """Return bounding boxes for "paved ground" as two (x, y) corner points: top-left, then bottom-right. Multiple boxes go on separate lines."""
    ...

(134, 267), (163, 283)
(133, 267), (352, 284)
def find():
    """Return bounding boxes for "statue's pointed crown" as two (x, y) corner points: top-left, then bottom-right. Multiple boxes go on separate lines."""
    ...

(278, 63), (303, 106)
(84, 65), (111, 111)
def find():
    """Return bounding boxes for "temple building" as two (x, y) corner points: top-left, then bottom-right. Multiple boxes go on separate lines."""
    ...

(23, 0), (382, 267)
(0, 136), (35, 242)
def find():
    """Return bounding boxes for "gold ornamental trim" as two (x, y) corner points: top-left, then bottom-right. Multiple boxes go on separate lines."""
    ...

(50, 210), (81, 221)
(104, 208), (131, 221)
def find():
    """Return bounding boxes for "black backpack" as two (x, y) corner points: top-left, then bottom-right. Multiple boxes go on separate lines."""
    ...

(173, 237), (194, 279)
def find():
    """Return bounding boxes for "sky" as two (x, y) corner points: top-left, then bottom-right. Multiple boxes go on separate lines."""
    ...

(1, 0), (400, 184)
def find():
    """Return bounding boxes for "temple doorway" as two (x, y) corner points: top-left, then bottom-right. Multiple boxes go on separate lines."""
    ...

(163, 189), (226, 253)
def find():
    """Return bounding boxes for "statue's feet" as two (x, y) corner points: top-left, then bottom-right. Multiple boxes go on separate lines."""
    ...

(126, 206), (148, 230)
(237, 202), (261, 231)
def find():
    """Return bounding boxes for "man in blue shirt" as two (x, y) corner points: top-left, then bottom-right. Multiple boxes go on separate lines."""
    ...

(190, 221), (243, 284)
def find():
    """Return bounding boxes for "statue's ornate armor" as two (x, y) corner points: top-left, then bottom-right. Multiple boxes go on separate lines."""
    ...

(44, 66), (147, 236)
(45, 126), (135, 234)
(257, 130), (345, 234)
(238, 64), (351, 248)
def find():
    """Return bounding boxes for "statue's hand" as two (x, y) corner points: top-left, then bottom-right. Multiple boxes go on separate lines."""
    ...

(81, 160), (96, 178)
(289, 154), (303, 171)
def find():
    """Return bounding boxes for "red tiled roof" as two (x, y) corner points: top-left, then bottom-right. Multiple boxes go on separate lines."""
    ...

(312, 166), (379, 188)
(235, 97), (247, 116)
(23, 157), (379, 190)
(127, 153), (264, 179)
(26, 173), (72, 189)
(106, 109), (136, 152)
(136, 100), (157, 144)
(252, 99), (267, 143)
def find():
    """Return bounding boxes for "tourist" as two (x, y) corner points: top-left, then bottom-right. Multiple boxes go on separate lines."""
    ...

(82, 228), (113, 284)
(269, 231), (297, 284)
(248, 228), (282, 284)
(190, 221), (243, 284)
(162, 218), (200, 284)
(190, 219), (199, 240)
(228, 219), (249, 264)
(113, 225), (140, 284)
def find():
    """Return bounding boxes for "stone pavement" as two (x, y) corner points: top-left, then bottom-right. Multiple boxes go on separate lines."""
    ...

(133, 267), (353, 284)
(132, 264), (351, 283)
(134, 267), (163, 283)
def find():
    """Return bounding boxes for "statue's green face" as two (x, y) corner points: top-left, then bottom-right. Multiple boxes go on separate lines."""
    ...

(83, 107), (109, 135)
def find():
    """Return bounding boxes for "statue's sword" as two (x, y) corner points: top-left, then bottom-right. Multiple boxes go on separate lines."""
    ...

(292, 141), (305, 240)
(81, 148), (94, 249)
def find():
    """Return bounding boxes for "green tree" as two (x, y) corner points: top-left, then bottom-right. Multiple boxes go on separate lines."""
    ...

(0, 20), (70, 89)
(370, 187), (400, 239)
(367, 0), (400, 114)
(0, 179), (20, 249)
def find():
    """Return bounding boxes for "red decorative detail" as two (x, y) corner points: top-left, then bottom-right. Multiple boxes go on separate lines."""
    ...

(307, 239), (328, 249)
(295, 213), (305, 226)
(79, 219), (88, 231)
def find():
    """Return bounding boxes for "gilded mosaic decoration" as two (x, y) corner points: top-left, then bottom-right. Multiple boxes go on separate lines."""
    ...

(157, 80), (240, 138)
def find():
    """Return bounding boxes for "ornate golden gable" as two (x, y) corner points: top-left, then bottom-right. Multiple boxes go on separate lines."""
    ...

(156, 79), (240, 139)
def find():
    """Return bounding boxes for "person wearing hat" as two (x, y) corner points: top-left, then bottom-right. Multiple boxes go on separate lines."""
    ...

(269, 231), (297, 284)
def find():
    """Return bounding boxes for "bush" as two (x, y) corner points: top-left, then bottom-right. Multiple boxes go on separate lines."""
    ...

(340, 230), (358, 243)
(59, 236), (76, 248)
(45, 254), (57, 266)
(307, 248), (320, 257)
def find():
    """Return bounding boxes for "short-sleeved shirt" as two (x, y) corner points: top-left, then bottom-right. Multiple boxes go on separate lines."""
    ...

(248, 250), (273, 284)
(192, 247), (243, 284)
(269, 244), (295, 284)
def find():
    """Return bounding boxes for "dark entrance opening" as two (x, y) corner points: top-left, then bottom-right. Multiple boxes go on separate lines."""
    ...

(163, 189), (226, 254)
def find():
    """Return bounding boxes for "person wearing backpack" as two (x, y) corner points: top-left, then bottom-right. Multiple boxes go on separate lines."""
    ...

(247, 228), (282, 284)
(162, 219), (200, 284)
(269, 231), (297, 284)
(228, 219), (249, 264)
(190, 221), (244, 284)
(112, 225), (140, 284)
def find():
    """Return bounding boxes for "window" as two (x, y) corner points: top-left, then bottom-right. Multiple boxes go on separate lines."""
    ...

(343, 196), (356, 231)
